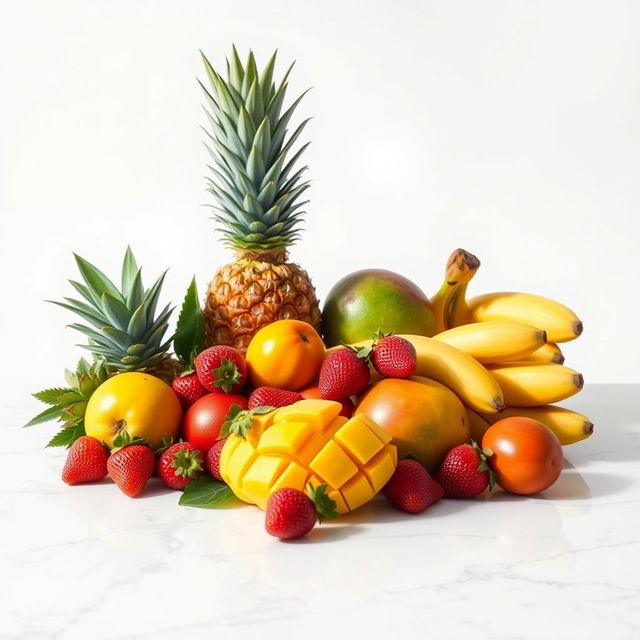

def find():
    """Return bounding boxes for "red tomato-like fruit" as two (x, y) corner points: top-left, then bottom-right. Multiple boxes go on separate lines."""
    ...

(183, 393), (248, 454)
(482, 417), (563, 495)
(299, 385), (354, 418)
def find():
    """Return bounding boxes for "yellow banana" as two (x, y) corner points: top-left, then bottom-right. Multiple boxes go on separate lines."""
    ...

(451, 291), (582, 343)
(434, 321), (546, 364)
(485, 362), (583, 406)
(525, 342), (564, 364)
(430, 249), (480, 333)
(480, 405), (593, 445)
(341, 334), (505, 413)
(466, 409), (492, 443)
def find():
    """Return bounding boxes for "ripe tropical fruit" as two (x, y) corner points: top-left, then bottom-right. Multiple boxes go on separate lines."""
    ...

(485, 362), (583, 406)
(355, 377), (469, 472)
(299, 385), (354, 418)
(480, 405), (593, 445)
(219, 399), (397, 514)
(434, 322), (547, 364)
(51, 248), (179, 382)
(526, 342), (564, 364)
(322, 269), (435, 347)
(199, 47), (321, 351)
(246, 320), (325, 390)
(85, 372), (182, 449)
(383, 459), (444, 513)
(482, 417), (563, 495)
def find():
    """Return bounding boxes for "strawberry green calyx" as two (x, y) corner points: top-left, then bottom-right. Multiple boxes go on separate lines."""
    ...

(342, 342), (373, 362)
(212, 358), (242, 393)
(171, 449), (204, 478)
(219, 404), (276, 439)
(154, 435), (174, 456)
(471, 439), (498, 490)
(111, 430), (149, 453)
(307, 482), (338, 523)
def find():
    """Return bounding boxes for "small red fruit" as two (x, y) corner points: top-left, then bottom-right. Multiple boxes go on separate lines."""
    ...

(319, 348), (370, 400)
(183, 392), (248, 454)
(436, 442), (496, 498)
(372, 334), (417, 378)
(195, 346), (247, 394)
(158, 442), (204, 490)
(265, 484), (338, 540)
(248, 386), (303, 410)
(172, 373), (206, 410)
(206, 437), (227, 481)
(107, 445), (155, 497)
(62, 436), (108, 485)
(383, 459), (444, 513)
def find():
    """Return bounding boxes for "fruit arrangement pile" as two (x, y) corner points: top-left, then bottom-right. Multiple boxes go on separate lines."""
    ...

(28, 47), (592, 540)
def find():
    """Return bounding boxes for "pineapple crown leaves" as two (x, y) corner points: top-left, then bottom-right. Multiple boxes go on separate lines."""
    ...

(173, 277), (205, 369)
(306, 483), (338, 524)
(470, 439), (498, 490)
(219, 404), (275, 439)
(212, 358), (242, 393)
(200, 45), (312, 252)
(171, 448), (204, 479)
(49, 247), (175, 373)
(27, 358), (109, 448)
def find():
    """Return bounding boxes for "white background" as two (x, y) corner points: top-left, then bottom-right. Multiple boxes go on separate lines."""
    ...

(1, 0), (638, 391)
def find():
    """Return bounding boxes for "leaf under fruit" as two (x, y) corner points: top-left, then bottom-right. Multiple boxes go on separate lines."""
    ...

(179, 475), (237, 508)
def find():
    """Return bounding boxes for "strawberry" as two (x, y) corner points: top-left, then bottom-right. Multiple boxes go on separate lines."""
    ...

(248, 386), (303, 410)
(172, 373), (206, 410)
(318, 347), (370, 400)
(62, 436), (109, 485)
(195, 346), (247, 394)
(371, 333), (417, 378)
(158, 442), (204, 490)
(383, 459), (444, 513)
(107, 444), (155, 497)
(265, 483), (338, 540)
(436, 442), (496, 498)
(206, 437), (227, 481)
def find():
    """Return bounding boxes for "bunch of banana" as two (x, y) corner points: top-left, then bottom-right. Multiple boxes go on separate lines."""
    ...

(427, 248), (592, 445)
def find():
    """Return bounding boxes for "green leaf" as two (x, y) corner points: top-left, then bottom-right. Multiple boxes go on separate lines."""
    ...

(24, 405), (64, 427)
(121, 246), (139, 298)
(173, 278), (205, 365)
(33, 388), (71, 405)
(46, 423), (85, 448)
(178, 476), (237, 508)
(219, 405), (275, 439)
(74, 253), (124, 303)
(307, 482), (338, 523)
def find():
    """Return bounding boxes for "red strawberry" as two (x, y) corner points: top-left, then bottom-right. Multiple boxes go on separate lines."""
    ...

(62, 436), (109, 485)
(195, 346), (247, 394)
(248, 386), (303, 409)
(383, 459), (444, 513)
(107, 445), (155, 497)
(436, 442), (496, 498)
(265, 483), (338, 540)
(206, 437), (227, 481)
(172, 373), (206, 410)
(318, 347), (370, 400)
(158, 442), (204, 490)
(372, 334), (417, 378)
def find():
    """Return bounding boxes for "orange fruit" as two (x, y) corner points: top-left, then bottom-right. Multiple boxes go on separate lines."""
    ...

(246, 320), (325, 391)
(355, 377), (469, 472)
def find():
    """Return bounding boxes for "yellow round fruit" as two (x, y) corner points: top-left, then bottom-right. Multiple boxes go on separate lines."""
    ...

(355, 377), (469, 472)
(245, 319), (325, 390)
(85, 372), (182, 449)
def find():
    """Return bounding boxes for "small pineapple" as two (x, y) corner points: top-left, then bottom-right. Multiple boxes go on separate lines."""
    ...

(52, 248), (179, 381)
(200, 46), (321, 351)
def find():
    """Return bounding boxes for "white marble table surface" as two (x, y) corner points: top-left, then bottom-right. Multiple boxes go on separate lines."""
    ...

(1, 383), (639, 639)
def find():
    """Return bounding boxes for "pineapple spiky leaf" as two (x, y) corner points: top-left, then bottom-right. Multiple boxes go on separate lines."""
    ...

(200, 47), (311, 252)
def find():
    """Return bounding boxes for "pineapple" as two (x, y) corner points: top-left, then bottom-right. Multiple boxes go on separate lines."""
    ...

(199, 46), (321, 351)
(52, 248), (179, 381)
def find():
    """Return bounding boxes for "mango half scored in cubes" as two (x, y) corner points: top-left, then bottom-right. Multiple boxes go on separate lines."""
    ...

(220, 399), (397, 514)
